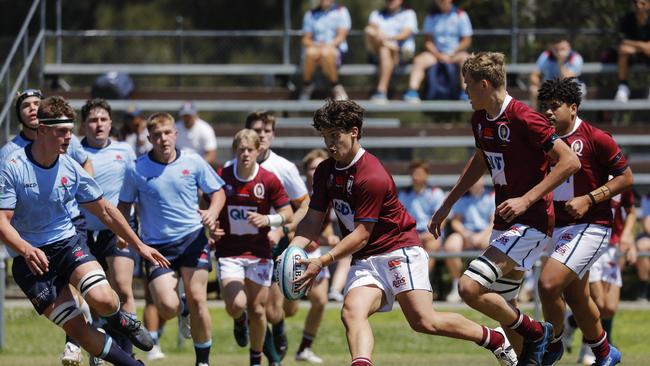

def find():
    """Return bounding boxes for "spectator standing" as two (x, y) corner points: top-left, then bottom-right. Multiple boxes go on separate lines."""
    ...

(176, 101), (218, 165)
(120, 106), (151, 157)
(403, 0), (473, 103)
(615, 0), (650, 102)
(636, 192), (650, 301)
(443, 179), (495, 303)
(365, 0), (418, 102)
(529, 38), (584, 110)
(299, 0), (351, 101)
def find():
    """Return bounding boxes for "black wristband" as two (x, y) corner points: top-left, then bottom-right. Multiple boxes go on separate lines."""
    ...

(587, 192), (597, 206)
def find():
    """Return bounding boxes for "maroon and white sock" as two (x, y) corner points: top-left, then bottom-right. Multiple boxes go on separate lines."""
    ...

(351, 356), (372, 366)
(546, 328), (564, 353)
(586, 331), (610, 361)
(508, 308), (544, 340)
(476, 326), (505, 351)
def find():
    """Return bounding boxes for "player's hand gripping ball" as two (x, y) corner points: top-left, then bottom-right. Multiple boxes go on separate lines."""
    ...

(276, 246), (309, 300)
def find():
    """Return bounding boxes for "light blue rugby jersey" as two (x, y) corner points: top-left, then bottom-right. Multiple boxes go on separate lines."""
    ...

(450, 191), (495, 233)
(0, 133), (90, 220)
(398, 186), (445, 233)
(80, 139), (136, 231)
(119, 149), (224, 245)
(0, 146), (103, 250)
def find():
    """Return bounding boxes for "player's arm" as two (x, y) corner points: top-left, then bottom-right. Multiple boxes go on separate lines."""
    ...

(0, 210), (49, 275)
(455, 35), (472, 54)
(82, 198), (170, 268)
(247, 204), (293, 229)
(290, 208), (327, 249)
(429, 149), (486, 238)
(565, 167), (634, 219)
(203, 149), (217, 166)
(198, 188), (225, 228)
(498, 138), (580, 223)
(622, 204), (638, 264)
(296, 220), (374, 291)
(284, 194), (310, 233)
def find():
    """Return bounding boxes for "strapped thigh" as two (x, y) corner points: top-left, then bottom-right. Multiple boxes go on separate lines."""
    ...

(48, 300), (82, 327)
(76, 269), (109, 298)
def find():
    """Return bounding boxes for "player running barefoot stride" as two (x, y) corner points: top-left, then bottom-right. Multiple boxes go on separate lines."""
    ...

(0, 96), (169, 366)
(292, 99), (518, 366)
(537, 77), (632, 366)
(428, 52), (581, 365)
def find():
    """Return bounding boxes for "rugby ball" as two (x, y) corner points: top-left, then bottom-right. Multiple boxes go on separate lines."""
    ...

(276, 246), (309, 300)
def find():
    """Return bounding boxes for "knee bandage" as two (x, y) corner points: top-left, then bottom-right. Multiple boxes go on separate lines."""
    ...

(77, 269), (109, 298)
(490, 277), (523, 301)
(48, 300), (82, 327)
(464, 256), (503, 288)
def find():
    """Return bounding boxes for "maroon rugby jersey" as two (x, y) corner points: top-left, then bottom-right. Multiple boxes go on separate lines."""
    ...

(215, 164), (290, 259)
(610, 189), (634, 246)
(552, 118), (628, 227)
(471, 95), (557, 235)
(309, 148), (420, 260)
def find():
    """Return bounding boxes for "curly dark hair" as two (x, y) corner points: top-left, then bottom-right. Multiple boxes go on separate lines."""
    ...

(312, 99), (364, 138)
(81, 98), (112, 122)
(37, 96), (76, 120)
(538, 77), (582, 107)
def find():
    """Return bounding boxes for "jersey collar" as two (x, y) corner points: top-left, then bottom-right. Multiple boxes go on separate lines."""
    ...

(148, 148), (181, 165)
(25, 144), (59, 170)
(335, 147), (365, 171)
(233, 160), (260, 182)
(486, 94), (513, 121)
(557, 117), (583, 138)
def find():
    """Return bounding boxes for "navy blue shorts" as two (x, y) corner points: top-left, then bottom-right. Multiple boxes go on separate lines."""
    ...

(144, 228), (212, 281)
(71, 215), (88, 247)
(12, 234), (97, 314)
(88, 218), (138, 269)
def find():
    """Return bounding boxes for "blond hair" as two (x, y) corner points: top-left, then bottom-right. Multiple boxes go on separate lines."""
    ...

(462, 52), (506, 89)
(302, 149), (328, 170)
(146, 112), (175, 131)
(232, 129), (260, 151)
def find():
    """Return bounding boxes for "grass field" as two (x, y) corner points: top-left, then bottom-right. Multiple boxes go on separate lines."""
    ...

(1, 305), (649, 365)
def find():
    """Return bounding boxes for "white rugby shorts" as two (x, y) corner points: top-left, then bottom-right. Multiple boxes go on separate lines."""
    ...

(489, 224), (548, 271)
(217, 256), (273, 287)
(344, 246), (431, 312)
(549, 223), (611, 279)
(588, 246), (622, 287)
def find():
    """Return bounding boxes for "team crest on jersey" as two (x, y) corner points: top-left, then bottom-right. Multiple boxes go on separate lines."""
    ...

(181, 169), (191, 177)
(497, 123), (511, 144)
(60, 176), (69, 187)
(115, 154), (123, 161)
(346, 176), (354, 195)
(570, 139), (584, 156)
(224, 184), (234, 196)
(253, 183), (265, 199)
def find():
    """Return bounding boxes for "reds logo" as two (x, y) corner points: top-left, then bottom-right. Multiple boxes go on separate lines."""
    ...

(555, 243), (569, 255)
(253, 183), (265, 199)
(570, 140), (584, 156)
(560, 233), (573, 242)
(392, 272), (406, 288)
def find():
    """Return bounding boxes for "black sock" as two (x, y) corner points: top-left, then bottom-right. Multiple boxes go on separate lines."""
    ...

(194, 340), (211, 365)
(638, 280), (649, 298)
(272, 320), (285, 338)
(602, 318), (613, 344)
(568, 314), (578, 328)
(250, 349), (263, 366)
(65, 334), (80, 347)
(100, 335), (141, 366)
(620, 80), (629, 86)
(263, 326), (281, 362)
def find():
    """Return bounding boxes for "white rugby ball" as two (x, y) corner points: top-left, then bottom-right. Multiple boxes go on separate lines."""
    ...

(276, 246), (309, 300)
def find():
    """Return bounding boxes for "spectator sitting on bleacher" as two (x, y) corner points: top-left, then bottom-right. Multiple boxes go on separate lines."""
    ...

(614, 0), (650, 102)
(529, 38), (584, 111)
(443, 179), (494, 303)
(299, 0), (351, 101)
(635, 192), (650, 301)
(403, 0), (473, 103)
(398, 161), (445, 275)
(175, 101), (218, 165)
(120, 105), (151, 157)
(365, 0), (418, 103)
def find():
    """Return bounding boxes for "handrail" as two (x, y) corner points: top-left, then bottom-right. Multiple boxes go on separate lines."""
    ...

(0, 0), (41, 84)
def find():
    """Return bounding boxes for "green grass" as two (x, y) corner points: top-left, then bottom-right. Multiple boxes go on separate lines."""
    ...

(1, 306), (650, 365)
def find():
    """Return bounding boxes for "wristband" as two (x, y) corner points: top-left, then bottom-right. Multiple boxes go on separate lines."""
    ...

(267, 214), (285, 227)
(587, 192), (597, 206)
(327, 251), (336, 264)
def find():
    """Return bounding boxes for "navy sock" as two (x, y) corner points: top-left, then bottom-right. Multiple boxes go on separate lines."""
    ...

(250, 349), (262, 366)
(181, 295), (190, 317)
(100, 335), (140, 366)
(272, 320), (285, 338)
(194, 339), (211, 365)
(602, 318), (613, 344)
(263, 326), (281, 362)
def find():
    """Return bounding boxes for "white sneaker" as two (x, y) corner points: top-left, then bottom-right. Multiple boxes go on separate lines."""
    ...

(445, 288), (462, 303)
(491, 327), (517, 366)
(561, 311), (577, 353)
(577, 342), (596, 365)
(296, 347), (324, 363)
(615, 84), (630, 102)
(179, 312), (192, 339)
(61, 342), (83, 366)
(197, 363), (209, 366)
(147, 344), (166, 360)
(332, 84), (348, 101)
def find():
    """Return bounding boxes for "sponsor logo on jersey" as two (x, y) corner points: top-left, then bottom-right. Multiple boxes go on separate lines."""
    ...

(570, 139), (584, 156)
(392, 272), (407, 288)
(495, 235), (510, 245)
(24, 182), (37, 188)
(483, 127), (494, 140)
(346, 175), (354, 195)
(560, 232), (573, 242)
(388, 259), (401, 270)
(497, 123), (511, 144)
(198, 250), (209, 264)
(73, 245), (88, 261)
(253, 183), (265, 199)
(335, 174), (346, 186)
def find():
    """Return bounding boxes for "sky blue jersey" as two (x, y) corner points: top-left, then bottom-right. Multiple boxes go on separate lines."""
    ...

(80, 139), (136, 231)
(0, 146), (103, 249)
(119, 149), (224, 244)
